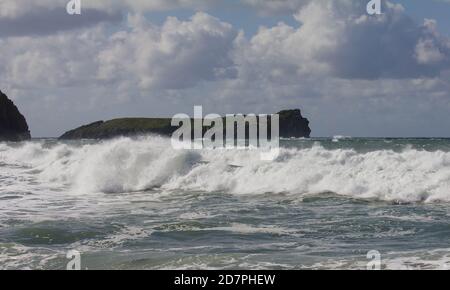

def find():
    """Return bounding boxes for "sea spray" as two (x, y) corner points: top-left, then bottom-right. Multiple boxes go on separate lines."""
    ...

(1, 137), (450, 202)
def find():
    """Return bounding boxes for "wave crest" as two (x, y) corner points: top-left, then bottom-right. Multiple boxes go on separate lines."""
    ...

(1, 137), (450, 202)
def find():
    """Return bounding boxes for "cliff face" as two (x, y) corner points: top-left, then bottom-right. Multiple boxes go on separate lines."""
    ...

(0, 91), (31, 141)
(278, 109), (311, 138)
(59, 109), (311, 140)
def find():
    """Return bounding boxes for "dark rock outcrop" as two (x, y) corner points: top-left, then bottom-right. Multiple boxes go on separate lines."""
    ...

(278, 109), (311, 138)
(0, 91), (31, 141)
(59, 109), (311, 140)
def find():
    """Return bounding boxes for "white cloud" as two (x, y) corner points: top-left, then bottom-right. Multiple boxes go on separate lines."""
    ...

(0, 26), (108, 88)
(415, 38), (446, 65)
(234, 0), (450, 82)
(98, 12), (238, 90)
(415, 19), (448, 65)
(0, 12), (237, 90)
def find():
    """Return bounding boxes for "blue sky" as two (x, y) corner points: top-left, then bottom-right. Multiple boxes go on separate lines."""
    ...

(397, 0), (450, 34)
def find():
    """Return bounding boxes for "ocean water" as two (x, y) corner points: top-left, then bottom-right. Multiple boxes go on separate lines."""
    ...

(1, 136), (450, 270)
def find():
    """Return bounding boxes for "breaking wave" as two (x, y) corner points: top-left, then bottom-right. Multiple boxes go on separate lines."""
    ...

(1, 136), (450, 202)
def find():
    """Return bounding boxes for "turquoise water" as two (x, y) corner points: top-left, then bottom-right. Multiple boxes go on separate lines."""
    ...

(0, 137), (449, 269)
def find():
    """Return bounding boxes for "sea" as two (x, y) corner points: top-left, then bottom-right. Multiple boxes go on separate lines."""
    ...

(0, 136), (449, 270)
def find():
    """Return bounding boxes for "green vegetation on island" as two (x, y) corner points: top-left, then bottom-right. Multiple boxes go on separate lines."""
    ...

(59, 109), (311, 140)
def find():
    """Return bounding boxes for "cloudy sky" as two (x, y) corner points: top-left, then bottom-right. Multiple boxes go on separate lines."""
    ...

(1, 0), (450, 137)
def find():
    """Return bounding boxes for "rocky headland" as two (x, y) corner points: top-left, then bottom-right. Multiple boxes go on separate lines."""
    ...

(0, 90), (31, 141)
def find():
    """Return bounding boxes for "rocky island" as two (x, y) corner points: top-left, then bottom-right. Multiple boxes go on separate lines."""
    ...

(0, 90), (31, 141)
(60, 109), (311, 140)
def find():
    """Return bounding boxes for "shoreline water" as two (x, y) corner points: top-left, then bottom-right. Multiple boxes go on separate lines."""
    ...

(1, 137), (449, 269)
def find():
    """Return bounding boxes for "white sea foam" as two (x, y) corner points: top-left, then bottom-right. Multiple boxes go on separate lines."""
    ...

(1, 137), (450, 203)
(332, 135), (351, 142)
(306, 248), (450, 270)
(0, 243), (62, 270)
(203, 223), (298, 236)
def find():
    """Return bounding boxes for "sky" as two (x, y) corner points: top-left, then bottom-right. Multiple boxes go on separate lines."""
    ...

(1, 0), (450, 137)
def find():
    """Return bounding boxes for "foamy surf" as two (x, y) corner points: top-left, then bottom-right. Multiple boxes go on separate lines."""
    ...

(1, 136), (450, 203)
